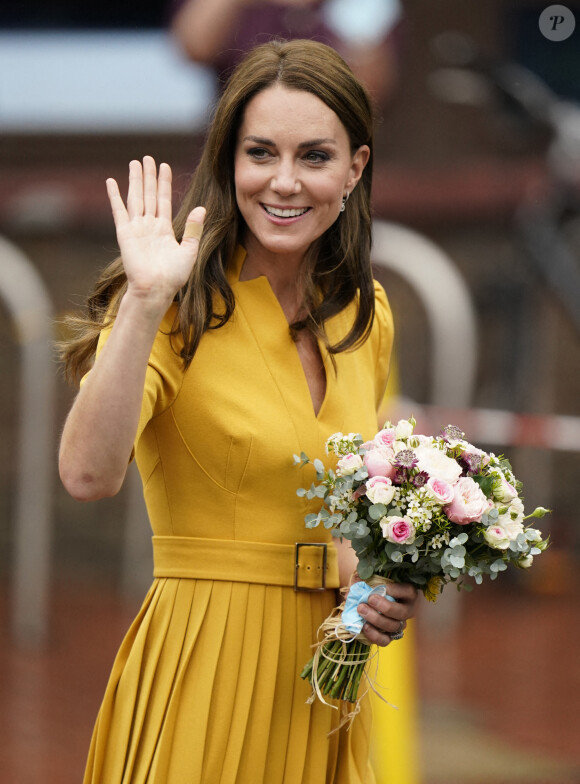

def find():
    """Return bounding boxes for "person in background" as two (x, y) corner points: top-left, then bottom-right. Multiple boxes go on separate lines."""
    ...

(59, 39), (418, 783)
(170, 0), (403, 107)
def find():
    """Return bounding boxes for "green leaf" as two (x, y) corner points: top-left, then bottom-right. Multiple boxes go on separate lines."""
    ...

(472, 474), (494, 496)
(368, 503), (387, 521)
(296, 487), (307, 497)
(357, 560), (373, 580)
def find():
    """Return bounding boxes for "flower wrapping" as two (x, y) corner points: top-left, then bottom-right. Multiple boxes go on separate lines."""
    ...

(294, 418), (550, 707)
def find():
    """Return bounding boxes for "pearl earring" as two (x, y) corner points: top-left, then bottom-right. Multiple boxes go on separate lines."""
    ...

(340, 192), (350, 213)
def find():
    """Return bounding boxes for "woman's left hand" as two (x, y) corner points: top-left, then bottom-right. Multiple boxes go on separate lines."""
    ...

(357, 582), (419, 647)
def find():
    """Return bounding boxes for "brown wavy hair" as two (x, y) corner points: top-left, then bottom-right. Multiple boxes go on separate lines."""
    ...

(61, 38), (376, 383)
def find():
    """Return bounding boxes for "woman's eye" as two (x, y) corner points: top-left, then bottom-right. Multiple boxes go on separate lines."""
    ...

(304, 150), (329, 164)
(247, 147), (270, 159)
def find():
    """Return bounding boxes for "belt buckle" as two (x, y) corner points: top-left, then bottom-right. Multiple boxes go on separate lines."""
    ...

(294, 542), (327, 591)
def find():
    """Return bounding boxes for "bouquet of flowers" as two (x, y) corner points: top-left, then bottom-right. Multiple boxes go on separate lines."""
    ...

(294, 417), (549, 706)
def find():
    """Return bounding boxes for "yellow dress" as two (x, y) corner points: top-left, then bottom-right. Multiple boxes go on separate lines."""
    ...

(83, 246), (394, 784)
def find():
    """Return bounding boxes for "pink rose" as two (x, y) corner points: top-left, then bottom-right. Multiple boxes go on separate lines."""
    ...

(444, 477), (491, 525)
(364, 445), (396, 480)
(374, 427), (396, 448)
(427, 477), (455, 505)
(380, 515), (416, 544)
(366, 476), (396, 505)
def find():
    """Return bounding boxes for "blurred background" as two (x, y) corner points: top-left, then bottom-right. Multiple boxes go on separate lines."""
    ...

(1, 1), (579, 782)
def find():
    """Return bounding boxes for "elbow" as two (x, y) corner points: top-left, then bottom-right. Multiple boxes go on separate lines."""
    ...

(59, 460), (123, 502)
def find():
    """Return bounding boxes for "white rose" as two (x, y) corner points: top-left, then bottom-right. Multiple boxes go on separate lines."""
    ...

(493, 476), (518, 503)
(336, 453), (363, 475)
(484, 525), (511, 550)
(393, 439), (409, 453)
(519, 555), (534, 568)
(365, 476), (396, 505)
(500, 518), (524, 540)
(414, 444), (463, 485)
(395, 419), (414, 440)
(496, 497), (524, 533)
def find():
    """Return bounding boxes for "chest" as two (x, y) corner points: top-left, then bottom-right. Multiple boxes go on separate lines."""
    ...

(293, 331), (326, 417)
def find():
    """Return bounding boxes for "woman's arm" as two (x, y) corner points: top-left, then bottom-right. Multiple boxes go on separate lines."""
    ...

(59, 157), (205, 501)
(170, 0), (249, 64)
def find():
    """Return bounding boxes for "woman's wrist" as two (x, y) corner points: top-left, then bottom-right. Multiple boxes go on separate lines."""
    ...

(120, 285), (175, 326)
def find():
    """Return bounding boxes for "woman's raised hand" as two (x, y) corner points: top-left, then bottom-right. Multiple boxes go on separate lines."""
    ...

(106, 156), (205, 310)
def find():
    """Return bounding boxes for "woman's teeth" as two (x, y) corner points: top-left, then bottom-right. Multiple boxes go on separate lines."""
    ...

(263, 205), (309, 218)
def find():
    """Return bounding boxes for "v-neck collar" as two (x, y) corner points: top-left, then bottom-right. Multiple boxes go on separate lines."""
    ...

(227, 245), (331, 421)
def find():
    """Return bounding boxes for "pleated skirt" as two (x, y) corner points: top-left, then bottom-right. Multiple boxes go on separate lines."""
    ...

(83, 578), (376, 784)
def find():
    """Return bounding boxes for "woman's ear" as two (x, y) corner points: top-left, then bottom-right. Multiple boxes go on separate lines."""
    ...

(346, 144), (371, 192)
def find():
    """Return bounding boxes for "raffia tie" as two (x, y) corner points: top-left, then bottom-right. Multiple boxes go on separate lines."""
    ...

(307, 575), (396, 730)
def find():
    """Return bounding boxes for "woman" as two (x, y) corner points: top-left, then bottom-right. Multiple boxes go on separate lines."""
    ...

(59, 39), (418, 784)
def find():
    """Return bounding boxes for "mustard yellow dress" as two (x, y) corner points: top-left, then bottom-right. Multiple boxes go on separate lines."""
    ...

(83, 246), (394, 784)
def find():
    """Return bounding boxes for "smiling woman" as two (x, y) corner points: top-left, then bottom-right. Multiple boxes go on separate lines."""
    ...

(234, 86), (369, 277)
(58, 39), (419, 784)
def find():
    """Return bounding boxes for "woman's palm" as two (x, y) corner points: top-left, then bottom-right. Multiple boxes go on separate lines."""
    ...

(106, 156), (205, 302)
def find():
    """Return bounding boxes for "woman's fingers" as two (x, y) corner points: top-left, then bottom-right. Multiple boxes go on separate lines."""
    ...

(126, 159), (144, 219)
(383, 582), (419, 604)
(358, 598), (404, 634)
(182, 207), (206, 244)
(125, 157), (164, 220)
(157, 162), (173, 223)
(105, 177), (129, 230)
(357, 582), (419, 647)
(143, 155), (158, 216)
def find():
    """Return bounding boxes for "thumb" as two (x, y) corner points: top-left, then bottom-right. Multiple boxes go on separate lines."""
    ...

(181, 206), (206, 244)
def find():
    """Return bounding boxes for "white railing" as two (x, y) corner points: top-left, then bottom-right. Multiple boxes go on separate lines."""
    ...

(0, 235), (56, 646)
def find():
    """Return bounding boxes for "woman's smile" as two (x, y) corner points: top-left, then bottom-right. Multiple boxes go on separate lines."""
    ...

(261, 204), (312, 221)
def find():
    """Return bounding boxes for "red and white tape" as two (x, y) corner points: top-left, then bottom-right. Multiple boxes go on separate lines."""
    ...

(384, 400), (580, 452)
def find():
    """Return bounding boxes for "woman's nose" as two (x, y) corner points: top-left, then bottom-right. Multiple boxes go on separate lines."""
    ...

(270, 160), (300, 196)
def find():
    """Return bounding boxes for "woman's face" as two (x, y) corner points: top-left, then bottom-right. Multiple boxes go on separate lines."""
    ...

(234, 84), (369, 264)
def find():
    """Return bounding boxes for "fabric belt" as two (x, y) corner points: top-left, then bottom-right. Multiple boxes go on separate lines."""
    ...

(152, 535), (339, 591)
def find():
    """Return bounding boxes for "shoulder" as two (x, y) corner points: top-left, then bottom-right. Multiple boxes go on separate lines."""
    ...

(373, 279), (393, 335)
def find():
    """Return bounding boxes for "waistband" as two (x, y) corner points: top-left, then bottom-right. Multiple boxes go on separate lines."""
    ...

(152, 536), (339, 591)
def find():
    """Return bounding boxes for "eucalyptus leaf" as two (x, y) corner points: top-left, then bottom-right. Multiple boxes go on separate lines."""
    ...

(368, 503), (387, 521)
(313, 458), (325, 474)
(357, 560), (374, 580)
